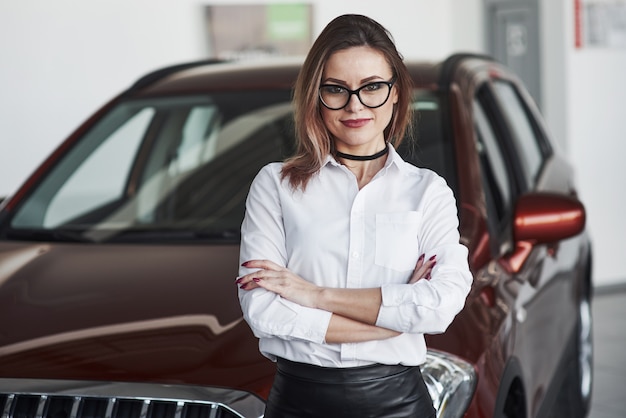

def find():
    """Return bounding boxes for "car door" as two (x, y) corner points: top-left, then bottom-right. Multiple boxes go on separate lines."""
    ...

(478, 76), (576, 415)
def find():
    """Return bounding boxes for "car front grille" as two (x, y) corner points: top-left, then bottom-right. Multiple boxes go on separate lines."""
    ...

(0, 379), (265, 418)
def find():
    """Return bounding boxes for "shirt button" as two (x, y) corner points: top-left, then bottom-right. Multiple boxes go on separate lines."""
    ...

(352, 252), (360, 259)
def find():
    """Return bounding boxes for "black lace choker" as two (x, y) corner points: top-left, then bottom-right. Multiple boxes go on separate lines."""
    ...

(335, 146), (389, 161)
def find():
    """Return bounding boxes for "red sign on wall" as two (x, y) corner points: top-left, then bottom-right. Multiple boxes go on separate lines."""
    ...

(574, 0), (583, 48)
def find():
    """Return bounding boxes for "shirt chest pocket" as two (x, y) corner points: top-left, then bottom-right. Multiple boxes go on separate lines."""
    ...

(375, 211), (422, 271)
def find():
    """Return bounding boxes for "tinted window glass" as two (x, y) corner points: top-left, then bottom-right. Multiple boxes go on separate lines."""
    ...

(9, 92), (294, 242)
(473, 98), (513, 229)
(6, 89), (454, 243)
(492, 81), (543, 188)
(46, 108), (153, 227)
(400, 91), (457, 196)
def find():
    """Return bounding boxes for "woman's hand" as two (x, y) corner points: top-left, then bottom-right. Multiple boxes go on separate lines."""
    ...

(237, 260), (322, 308)
(408, 254), (436, 284)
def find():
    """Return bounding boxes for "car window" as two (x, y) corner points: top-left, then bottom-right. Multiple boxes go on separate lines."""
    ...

(491, 81), (544, 189)
(473, 98), (513, 233)
(399, 90), (458, 197)
(5, 89), (455, 243)
(8, 92), (294, 242)
(45, 108), (154, 227)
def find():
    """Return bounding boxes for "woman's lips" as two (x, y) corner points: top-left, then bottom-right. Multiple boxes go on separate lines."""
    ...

(341, 118), (370, 128)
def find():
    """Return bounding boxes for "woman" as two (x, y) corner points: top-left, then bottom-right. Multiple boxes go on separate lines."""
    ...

(236, 14), (472, 417)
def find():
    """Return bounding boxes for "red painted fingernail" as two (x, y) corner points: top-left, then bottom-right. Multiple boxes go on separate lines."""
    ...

(241, 261), (250, 267)
(418, 254), (425, 261)
(253, 278), (260, 282)
(240, 283), (248, 290)
(429, 255), (436, 261)
(425, 273), (431, 280)
(235, 277), (243, 284)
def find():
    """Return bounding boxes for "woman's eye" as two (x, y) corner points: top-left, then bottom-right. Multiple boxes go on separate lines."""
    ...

(323, 86), (346, 95)
(364, 82), (383, 92)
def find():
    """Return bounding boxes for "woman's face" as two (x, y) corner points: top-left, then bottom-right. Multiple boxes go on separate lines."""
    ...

(320, 46), (398, 154)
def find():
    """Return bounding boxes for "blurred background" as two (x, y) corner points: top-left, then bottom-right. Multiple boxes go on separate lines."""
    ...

(0, 0), (625, 289)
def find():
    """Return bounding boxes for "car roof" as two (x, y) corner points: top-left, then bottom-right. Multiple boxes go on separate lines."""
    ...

(126, 57), (446, 98)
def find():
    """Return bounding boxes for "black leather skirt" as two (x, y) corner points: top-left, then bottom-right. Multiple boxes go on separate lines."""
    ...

(263, 358), (436, 418)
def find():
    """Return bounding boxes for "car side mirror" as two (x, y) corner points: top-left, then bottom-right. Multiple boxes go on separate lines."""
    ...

(503, 192), (586, 274)
(514, 192), (586, 243)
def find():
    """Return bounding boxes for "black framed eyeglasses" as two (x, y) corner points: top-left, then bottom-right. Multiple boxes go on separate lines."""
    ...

(318, 79), (396, 110)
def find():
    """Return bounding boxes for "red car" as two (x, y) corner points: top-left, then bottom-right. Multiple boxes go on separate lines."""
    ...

(0, 54), (591, 418)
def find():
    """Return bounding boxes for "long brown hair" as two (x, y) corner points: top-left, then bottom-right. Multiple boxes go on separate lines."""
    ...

(281, 14), (414, 190)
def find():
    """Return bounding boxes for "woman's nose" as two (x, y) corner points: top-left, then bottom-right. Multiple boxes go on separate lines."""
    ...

(344, 92), (364, 111)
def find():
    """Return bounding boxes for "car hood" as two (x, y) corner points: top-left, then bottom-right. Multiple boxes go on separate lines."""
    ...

(0, 241), (274, 394)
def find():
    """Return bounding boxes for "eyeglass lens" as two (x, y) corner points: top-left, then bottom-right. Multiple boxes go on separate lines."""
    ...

(319, 82), (392, 110)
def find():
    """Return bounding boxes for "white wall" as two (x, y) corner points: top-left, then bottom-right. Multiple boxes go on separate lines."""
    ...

(0, 0), (207, 199)
(540, 0), (570, 153)
(566, 25), (626, 285)
(0, 0), (623, 286)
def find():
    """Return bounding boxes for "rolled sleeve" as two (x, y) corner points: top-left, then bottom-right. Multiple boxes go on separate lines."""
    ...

(240, 288), (332, 343)
(376, 247), (472, 334)
(376, 174), (473, 334)
(238, 164), (332, 344)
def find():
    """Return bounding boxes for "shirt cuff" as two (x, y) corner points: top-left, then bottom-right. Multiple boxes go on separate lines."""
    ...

(376, 284), (410, 330)
(280, 298), (332, 344)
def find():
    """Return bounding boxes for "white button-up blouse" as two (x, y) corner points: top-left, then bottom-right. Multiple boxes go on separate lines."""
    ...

(238, 145), (472, 367)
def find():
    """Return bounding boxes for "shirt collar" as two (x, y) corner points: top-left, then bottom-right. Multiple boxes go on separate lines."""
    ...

(383, 143), (406, 173)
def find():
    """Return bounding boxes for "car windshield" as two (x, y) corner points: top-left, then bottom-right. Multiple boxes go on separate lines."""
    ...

(5, 89), (454, 243)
